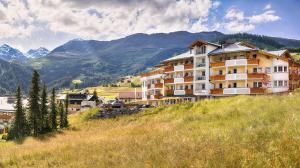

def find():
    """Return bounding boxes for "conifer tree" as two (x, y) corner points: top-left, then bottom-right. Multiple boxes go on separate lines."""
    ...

(64, 94), (69, 128)
(40, 84), (50, 133)
(28, 70), (41, 136)
(93, 89), (99, 105)
(59, 102), (64, 129)
(50, 88), (57, 130)
(8, 86), (27, 139)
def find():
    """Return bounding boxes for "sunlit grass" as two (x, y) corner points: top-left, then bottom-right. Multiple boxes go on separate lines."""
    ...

(0, 93), (300, 167)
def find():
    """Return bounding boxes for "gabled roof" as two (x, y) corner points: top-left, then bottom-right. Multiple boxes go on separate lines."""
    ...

(189, 40), (220, 49)
(161, 51), (192, 63)
(209, 42), (257, 55)
(266, 50), (287, 57)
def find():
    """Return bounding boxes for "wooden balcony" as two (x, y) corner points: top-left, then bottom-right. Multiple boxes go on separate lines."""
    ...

(154, 83), (163, 88)
(185, 89), (193, 95)
(250, 88), (265, 94)
(248, 73), (266, 79)
(164, 66), (174, 72)
(247, 59), (259, 65)
(210, 62), (225, 68)
(210, 88), (223, 94)
(164, 78), (174, 84)
(184, 63), (193, 70)
(166, 90), (174, 96)
(210, 75), (225, 81)
(154, 94), (163, 99)
(184, 76), (194, 82)
(141, 69), (163, 77)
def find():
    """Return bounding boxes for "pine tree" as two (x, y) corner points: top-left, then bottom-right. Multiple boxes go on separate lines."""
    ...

(64, 94), (69, 128)
(59, 102), (64, 129)
(93, 89), (99, 105)
(40, 84), (50, 133)
(8, 86), (27, 139)
(28, 70), (41, 136)
(50, 88), (57, 130)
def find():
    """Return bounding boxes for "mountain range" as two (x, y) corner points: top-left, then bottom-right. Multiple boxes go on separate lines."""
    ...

(1, 31), (300, 95)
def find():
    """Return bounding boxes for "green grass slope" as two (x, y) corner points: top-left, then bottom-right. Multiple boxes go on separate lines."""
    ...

(1, 93), (300, 167)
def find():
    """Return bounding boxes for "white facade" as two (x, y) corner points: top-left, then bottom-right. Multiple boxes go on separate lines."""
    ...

(271, 58), (289, 93)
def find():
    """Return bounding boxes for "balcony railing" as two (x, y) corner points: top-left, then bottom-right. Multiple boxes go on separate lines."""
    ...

(184, 64), (193, 70)
(210, 88), (223, 94)
(210, 75), (225, 81)
(248, 73), (266, 79)
(223, 88), (250, 94)
(141, 69), (163, 77)
(164, 66), (174, 72)
(250, 88), (265, 94)
(247, 59), (259, 65)
(174, 90), (185, 95)
(210, 62), (225, 67)
(184, 76), (194, 82)
(226, 59), (247, 67)
(154, 94), (163, 99)
(164, 78), (174, 84)
(174, 65), (184, 71)
(226, 73), (247, 80)
(185, 89), (193, 95)
(154, 83), (163, 88)
(174, 78), (184, 83)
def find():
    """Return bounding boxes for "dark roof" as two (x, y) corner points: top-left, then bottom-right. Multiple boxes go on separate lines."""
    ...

(68, 94), (87, 100)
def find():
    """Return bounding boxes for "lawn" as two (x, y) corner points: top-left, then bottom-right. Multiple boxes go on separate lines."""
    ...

(0, 93), (300, 167)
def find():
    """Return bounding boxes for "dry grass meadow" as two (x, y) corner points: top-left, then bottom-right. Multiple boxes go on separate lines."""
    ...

(1, 92), (300, 167)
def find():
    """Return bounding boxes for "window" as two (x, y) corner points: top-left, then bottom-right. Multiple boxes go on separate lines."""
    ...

(185, 85), (188, 90)
(274, 66), (278, 72)
(253, 68), (258, 73)
(201, 84), (205, 90)
(278, 81), (283, 87)
(219, 57), (223, 61)
(180, 86), (183, 90)
(278, 66), (283, 72)
(202, 58), (205, 63)
(284, 81), (288, 86)
(253, 54), (257, 59)
(254, 82), (262, 88)
(219, 83), (223, 89)
(233, 83), (237, 88)
(233, 69), (237, 74)
(228, 84), (232, 88)
(191, 85), (194, 89)
(274, 81), (278, 87)
(284, 66), (288, 72)
(202, 71), (205, 76)
(240, 55), (245, 59)
(219, 70), (223, 75)
(234, 56), (237, 59)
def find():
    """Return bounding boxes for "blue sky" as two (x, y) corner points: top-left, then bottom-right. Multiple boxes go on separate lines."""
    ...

(0, 0), (299, 52)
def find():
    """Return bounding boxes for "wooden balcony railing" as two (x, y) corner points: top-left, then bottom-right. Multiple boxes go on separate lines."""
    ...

(247, 59), (259, 65)
(154, 83), (163, 88)
(250, 88), (265, 94)
(166, 90), (174, 96)
(210, 62), (225, 67)
(210, 75), (225, 81)
(248, 73), (266, 79)
(154, 94), (163, 99)
(185, 89), (193, 95)
(210, 88), (223, 94)
(184, 64), (193, 70)
(184, 76), (194, 82)
(141, 69), (163, 77)
(164, 66), (174, 72)
(164, 78), (174, 84)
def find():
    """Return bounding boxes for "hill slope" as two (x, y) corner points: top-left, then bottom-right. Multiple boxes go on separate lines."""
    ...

(30, 31), (300, 89)
(0, 59), (32, 94)
(1, 93), (300, 167)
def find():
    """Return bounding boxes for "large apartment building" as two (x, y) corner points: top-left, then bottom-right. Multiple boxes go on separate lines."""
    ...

(141, 40), (300, 102)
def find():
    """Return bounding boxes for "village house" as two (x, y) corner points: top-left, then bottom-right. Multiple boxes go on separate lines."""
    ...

(57, 93), (100, 112)
(118, 91), (142, 103)
(141, 40), (300, 104)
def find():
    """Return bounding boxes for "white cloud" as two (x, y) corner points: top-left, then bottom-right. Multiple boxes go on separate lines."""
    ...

(0, 0), (218, 41)
(224, 7), (280, 32)
(264, 4), (272, 10)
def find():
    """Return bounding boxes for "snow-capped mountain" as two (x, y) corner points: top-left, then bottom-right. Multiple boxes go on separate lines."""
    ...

(0, 44), (28, 62)
(26, 47), (49, 58)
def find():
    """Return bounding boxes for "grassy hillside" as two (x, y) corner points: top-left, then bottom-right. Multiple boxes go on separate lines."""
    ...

(86, 86), (142, 99)
(1, 93), (300, 167)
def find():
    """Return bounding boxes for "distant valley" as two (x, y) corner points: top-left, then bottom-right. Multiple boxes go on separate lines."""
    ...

(1, 31), (300, 95)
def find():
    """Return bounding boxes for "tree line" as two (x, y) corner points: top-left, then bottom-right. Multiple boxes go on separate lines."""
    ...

(8, 70), (69, 140)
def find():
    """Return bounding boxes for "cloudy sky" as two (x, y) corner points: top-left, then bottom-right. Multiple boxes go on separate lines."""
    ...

(0, 0), (299, 52)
